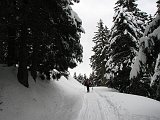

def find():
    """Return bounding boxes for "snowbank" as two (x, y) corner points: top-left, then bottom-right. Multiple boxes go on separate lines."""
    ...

(1, 65), (160, 120)
(0, 65), (83, 120)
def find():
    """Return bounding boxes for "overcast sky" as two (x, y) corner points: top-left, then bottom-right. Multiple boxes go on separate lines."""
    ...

(69, 0), (157, 77)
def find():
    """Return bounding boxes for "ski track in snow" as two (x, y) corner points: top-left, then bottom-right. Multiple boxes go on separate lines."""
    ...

(76, 91), (120, 120)
(76, 90), (160, 120)
(95, 91), (144, 120)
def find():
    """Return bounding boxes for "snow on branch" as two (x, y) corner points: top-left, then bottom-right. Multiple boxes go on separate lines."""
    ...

(130, 14), (160, 80)
(151, 53), (160, 85)
(63, 1), (85, 33)
(130, 37), (148, 79)
(144, 14), (160, 36)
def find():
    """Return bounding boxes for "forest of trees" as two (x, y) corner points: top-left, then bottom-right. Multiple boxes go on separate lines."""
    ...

(0, 0), (84, 87)
(90, 0), (160, 101)
(1, 0), (160, 101)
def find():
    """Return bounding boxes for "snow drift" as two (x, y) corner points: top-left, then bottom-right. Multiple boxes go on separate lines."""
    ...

(0, 65), (83, 120)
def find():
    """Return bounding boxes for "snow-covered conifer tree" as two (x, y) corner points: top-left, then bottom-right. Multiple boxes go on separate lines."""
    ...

(0, 0), (84, 87)
(130, 0), (160, 100)
(105, 0), (148, 92)
(90, 19), (110, 86)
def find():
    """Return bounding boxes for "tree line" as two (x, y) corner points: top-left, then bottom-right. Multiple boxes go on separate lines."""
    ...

(90, 0), (160, 101)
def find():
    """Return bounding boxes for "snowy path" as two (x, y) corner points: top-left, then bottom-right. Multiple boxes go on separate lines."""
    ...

(76, 90), (120, 120)
(76, 88), (160, 120)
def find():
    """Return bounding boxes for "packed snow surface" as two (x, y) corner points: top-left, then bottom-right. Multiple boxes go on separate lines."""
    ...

(0, 65), (160, 120)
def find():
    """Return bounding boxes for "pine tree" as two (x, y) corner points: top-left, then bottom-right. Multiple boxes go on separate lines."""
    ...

(89, 71), (97, 86)
(130, 0), (160, 100)
(73, 72), (77, 79)
(77, 73), (84, 84)
(83, 74), (87, 80)
(90, 19), (110, 86)
(0, 0), (84, 87)
(106, 0), (148, 92)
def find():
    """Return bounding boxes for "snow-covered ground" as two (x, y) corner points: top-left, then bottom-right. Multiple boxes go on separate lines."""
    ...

(0, 65), (160, 120)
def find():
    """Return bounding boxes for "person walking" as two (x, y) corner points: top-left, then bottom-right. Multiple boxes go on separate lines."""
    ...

(84, 79), (91, 92)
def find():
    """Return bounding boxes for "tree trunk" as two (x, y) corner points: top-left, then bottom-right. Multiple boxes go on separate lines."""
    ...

(7, 26), (17, 66)
(17, 25), (29, 87)
(30, 35), (39, 82)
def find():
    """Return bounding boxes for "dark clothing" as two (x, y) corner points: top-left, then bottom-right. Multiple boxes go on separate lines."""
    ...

(84, 79), (91, 92)
(87, 85), (90, 92)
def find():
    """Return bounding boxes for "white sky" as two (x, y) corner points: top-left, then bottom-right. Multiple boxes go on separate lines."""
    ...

(69, 0), (157, 77)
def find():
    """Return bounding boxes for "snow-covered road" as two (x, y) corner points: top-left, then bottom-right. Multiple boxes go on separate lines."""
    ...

(77, 90), (120, 120)
(76, 88), (160, 120)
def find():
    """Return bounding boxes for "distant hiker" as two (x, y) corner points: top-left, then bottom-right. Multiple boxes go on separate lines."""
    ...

(84, 79), (91, 92)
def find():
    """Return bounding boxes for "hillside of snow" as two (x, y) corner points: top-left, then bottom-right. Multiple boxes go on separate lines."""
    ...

(0, 65), (160, 120)
(0, 65), (83, 120)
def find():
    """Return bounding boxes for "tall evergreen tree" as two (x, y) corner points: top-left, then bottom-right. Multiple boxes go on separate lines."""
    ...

(73, 72), (77, 79)
(130, 0), (160, 100)
(0, 0), (84, 87)
(105, 0), (148, 92)
(90, 19), (110, 86)
(89, 71), (97, 86)
(76, 73), (84, 84)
